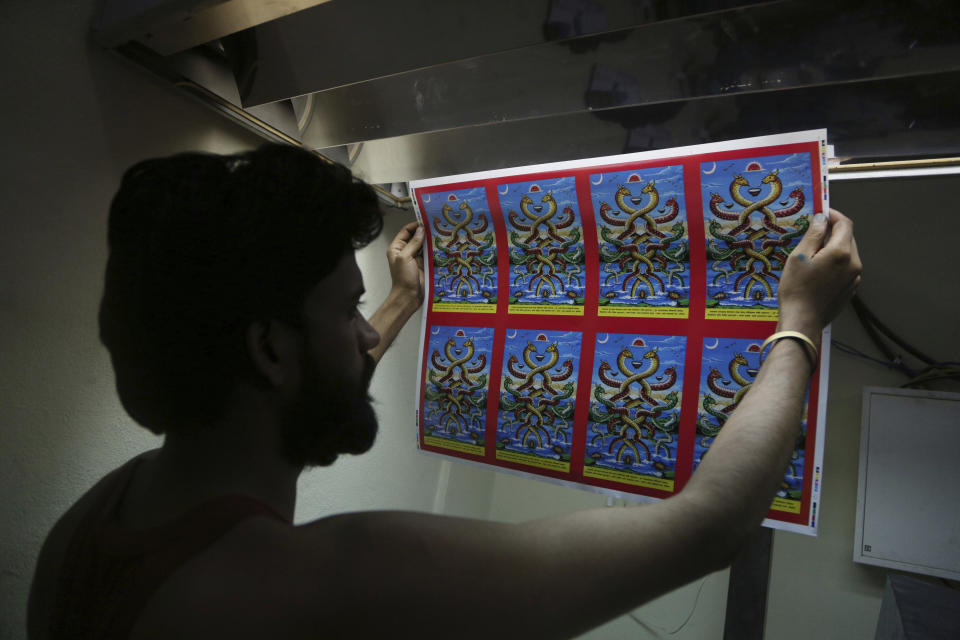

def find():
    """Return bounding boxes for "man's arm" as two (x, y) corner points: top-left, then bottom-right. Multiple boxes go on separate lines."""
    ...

(136, 211), (860, 639)
(682, 210), (860, 539)
(304, 211), (861, 637)
(367, 221), (424, 364)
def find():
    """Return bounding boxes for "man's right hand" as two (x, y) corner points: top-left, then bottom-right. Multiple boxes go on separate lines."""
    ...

(777, 208), (863, 342)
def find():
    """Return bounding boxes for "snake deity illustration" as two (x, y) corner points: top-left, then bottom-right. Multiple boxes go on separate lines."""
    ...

(695, 345), (807, 491)
(706, 167), (809, 305)
(587, 338), (682, 473)
(431, 196), (497, 303)
(498, 335), (578, 457)
(424, 332), (490, 444)
(596, 177), (689, 306)
(696, 346), (759, 463)
(505, 185), (585, 305)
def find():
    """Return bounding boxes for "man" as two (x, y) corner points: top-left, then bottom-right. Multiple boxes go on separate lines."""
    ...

(29, 144), (861, 638)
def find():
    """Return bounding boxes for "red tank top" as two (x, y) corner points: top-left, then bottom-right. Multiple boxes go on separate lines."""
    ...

(49, 458), (286, 638)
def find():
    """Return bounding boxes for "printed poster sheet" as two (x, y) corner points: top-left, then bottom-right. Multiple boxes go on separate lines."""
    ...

(410, 130), (830, 535)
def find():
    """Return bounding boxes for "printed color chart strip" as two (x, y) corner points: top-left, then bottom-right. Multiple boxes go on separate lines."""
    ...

(411, 130), (830, 535)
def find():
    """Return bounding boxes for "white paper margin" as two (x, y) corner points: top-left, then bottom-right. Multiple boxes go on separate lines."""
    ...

(409, 191), (429, 450)
(409, 129), (831, 536)
(409, 129), (827, 189)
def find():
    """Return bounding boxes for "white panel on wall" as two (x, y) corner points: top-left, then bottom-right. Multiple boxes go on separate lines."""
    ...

(855, 387), (960, 580)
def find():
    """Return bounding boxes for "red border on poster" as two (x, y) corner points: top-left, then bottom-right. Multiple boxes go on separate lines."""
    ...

(413, 136), (827, 533)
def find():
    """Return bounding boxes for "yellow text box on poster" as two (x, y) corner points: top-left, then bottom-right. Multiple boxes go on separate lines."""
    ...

(584, 465), (675, 492)
(496, 449), (570, 473)
(598, 305), (689, 319)
(705, 306), (779, 321)
(424, 435), (485, 457)
(508, 304), (585, 316)
(770, 497), (802, 514)
(432, 302), (497, 314)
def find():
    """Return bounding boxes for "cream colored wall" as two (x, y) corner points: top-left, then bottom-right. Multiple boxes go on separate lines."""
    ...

(0, 3), (495, 637)
(1, 3), (255, 636)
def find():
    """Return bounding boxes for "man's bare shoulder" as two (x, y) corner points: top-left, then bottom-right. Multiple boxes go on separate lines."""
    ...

(130, 509), (512, 638)
(28, 453), (154, 639)
(130, 510), (399, 639)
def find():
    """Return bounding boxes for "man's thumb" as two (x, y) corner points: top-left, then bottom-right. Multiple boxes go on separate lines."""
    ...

(399, 224), (425, 258)
(794, 212), (829, 257)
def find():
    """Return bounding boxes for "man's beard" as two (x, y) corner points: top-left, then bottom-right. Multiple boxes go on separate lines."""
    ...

(279, 351), (379, 467)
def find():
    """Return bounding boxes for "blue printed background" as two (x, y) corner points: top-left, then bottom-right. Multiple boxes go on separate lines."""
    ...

(586, 333), (686, 478)
(422, 188), (497, 305)
(701, 153), (814, 309)
(695, 337), (807, 499)
(423, 326), (495, 447)
(497, 329), (582, 460)
(590, 166), (690, 308)
(497, 177), (585, 306)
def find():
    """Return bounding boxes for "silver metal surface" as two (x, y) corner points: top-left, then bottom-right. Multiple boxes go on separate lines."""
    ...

(122, 43), (303, 142)
(244, 0), (960, 182)
(239, 0), (776, 107)
(348, 70), (960, 184)
(99, 0), (960, 193)
(113, 43), (410, 207)
(292, 0), (960, 150)
(95, 0), (332, 55)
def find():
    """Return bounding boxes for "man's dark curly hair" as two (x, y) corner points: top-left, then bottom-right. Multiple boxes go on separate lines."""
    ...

(99, 144), (383, 435)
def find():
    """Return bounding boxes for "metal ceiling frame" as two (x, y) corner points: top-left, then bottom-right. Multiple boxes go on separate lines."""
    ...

(113, 42), (412, 208)
(115, 38), (960, 197)
(94, 0), (333, 55)
(100, 0), (960, 205)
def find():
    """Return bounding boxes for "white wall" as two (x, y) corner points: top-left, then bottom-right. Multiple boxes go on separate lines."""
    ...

(0, 3), (253, 636)
(3, 3), (957, 639)
(0, 3), (494, 637)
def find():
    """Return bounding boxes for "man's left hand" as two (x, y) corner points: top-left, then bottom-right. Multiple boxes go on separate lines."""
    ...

(386, 221), (425, 308)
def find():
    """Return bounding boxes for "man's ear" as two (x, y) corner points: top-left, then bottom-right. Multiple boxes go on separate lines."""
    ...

(245, 319), (299, 389)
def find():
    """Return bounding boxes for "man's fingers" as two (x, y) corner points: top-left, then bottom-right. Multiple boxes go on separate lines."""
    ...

(792, 210), (830, 260)
(849, 235), (862, 274)
(388, 221), (420, 252)
(821, 208), (854, 252)
(398, 224), (425, 259)
(387, 223), (411, 252)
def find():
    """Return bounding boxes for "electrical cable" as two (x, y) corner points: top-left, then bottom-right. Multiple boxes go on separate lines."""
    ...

(833, 337), (960, 389)
(665, 578), (707, 635)
(832, 340), (905, 371)
(851, 295), (936, 365)
(839, 295), (959, 390)
(849, 296), (899, 365)
(901, 372), (960, 388)
(626, 578), (708, 636)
